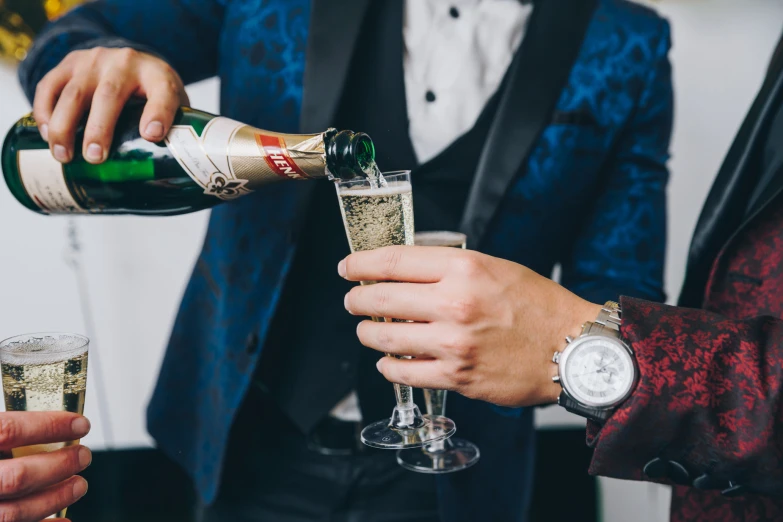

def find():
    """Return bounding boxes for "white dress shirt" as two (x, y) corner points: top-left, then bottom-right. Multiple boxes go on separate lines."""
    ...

(330, 0), (532, 422)
(404, 0), (532, 163)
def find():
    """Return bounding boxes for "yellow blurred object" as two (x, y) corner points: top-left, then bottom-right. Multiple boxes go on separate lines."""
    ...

(43, 0), (87, 20)
(0, 8), (33, 61)
(0, 0), (87, 61)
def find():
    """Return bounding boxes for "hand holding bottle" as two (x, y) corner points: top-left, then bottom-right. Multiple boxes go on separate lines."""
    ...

(32, 47), (189, 165)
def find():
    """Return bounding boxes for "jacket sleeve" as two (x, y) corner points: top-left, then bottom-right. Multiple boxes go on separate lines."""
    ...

(18, 0), (225, 102)
(560, 19), (672, 305)
(587, 296), (783, 498)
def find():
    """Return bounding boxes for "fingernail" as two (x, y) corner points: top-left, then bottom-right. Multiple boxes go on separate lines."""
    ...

(376, 359), (383, 371)
(72, 478), (88, 499)
(40, 124), (49, 142)
(72, 417), (90, 437)
(85, 143), (103, 162)
(78, 446), (92, 468)
(144, 121), (164, 138)
(53, 144), (69, 162)
(344, 293), (354, 314)
(337, 259), (347, 278)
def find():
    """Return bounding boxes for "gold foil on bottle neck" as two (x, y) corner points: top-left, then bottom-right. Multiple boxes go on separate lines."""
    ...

(228, 126), (328, 186)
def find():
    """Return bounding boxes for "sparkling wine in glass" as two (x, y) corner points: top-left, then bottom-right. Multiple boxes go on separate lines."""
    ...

(0, 333), (89, 519)
(336, 170), (456, 449)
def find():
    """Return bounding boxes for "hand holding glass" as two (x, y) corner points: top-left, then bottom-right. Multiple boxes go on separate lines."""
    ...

(0, 333), (90, 519)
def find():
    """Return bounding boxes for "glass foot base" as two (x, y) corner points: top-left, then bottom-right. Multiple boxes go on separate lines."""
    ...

(396, 438), (480, 474)
(361, 414), (456, 450)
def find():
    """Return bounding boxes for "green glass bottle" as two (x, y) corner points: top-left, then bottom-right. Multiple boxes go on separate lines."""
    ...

(1, 103), (376, 215)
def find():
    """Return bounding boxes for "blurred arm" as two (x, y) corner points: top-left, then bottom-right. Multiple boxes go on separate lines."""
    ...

(588, 296), (783, 497)
(18, 0), (225, 101)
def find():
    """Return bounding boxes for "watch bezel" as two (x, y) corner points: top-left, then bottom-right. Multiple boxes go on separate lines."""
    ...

(558, 334), (637, 409)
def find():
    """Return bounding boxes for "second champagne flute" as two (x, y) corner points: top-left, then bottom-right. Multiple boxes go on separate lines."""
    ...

(336, 170), (456, 449)
(396, 231), (481, 473)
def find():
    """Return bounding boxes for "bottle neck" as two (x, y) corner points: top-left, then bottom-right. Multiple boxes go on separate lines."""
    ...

(324, 129), (376, 180)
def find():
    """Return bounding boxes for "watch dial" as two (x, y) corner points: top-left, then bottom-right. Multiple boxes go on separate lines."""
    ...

(563, 338), (634, 407)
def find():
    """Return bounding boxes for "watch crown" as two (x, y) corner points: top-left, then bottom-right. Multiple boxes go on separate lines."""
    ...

(552, 351), (562, 363)
(565, 336), (574, 344)
(552, 375), (561, 383)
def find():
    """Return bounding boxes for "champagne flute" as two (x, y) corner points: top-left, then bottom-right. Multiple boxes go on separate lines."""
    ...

(395, 231), (481, 472)
(0, 333), (89, 519)
(336, 170), (456, 449)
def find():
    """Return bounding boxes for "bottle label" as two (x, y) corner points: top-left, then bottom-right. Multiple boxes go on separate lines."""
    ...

(165, 117), (251, 201)
(17, 149), (87, 213)
(165, 116), (327, 198)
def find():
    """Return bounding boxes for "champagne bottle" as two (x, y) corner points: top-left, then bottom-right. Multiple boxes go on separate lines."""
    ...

(1, 103), (376, 215)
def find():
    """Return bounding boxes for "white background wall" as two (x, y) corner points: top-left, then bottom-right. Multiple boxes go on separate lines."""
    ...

(1, 0), (782, 520)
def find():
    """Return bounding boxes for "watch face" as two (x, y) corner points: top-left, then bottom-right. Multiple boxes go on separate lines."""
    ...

(561, 337), (635, 408)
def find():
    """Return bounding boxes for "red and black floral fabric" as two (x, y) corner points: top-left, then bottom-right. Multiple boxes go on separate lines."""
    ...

(587, 201), (783, 521)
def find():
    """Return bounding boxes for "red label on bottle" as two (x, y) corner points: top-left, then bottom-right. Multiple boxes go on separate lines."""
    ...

(256, 134), (310, 180)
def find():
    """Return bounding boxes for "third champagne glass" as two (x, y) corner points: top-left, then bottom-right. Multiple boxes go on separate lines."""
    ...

(336, 171), (456, 449)
(0, 332), (89, 519)
(396, 232), (480, 473)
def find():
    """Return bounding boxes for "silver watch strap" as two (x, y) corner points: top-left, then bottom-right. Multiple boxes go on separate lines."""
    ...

(581, 300), (621, 338)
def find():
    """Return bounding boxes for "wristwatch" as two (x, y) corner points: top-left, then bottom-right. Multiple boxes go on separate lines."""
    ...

(552, 301), (637, 422)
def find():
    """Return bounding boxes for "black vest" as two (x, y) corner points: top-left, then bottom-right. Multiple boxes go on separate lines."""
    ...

(258, 0), (505, 433)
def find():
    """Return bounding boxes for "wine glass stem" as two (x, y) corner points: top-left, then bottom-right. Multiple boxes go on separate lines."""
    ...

(423, 388), (448, 452)
(392, 354), (417, 426)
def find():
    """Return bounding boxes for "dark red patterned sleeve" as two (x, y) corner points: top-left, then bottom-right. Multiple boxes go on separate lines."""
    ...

(585, 296), (783, 497)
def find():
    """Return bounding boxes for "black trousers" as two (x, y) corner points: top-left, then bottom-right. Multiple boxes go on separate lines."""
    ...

(200, 392), (439, 522)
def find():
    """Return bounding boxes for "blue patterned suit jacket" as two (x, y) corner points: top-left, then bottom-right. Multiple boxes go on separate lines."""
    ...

(18, 0), (673, 518)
